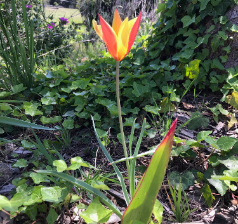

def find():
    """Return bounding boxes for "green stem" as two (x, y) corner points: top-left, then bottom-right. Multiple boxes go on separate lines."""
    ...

(116, 61), (131, 187)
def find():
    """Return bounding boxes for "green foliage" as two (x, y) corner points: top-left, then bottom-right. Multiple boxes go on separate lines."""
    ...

(168, 179), (196, 222)
(0, 0), (37, 89)
(80, 196), (113, 223)
(168, 171), (195, 190)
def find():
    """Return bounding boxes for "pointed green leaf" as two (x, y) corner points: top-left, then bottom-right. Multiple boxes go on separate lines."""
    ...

(121, 118), (177, 224)
(91, 180), (110, 191)
(53, 160), (67, 172)
(80, 196), (113, 223)
(217, 137), (237, 151)
(35, 170), (122, 217)
(198, 0), (210, 11)
(181, 15), (195, 28)
(200, 184), (214, 208)
(13, 159), (27, 168)
(71, 157), (90, 167)
(46, 208), (58, 224)
(0, 193), (26, 212)
(41, 186), (62, 203)
(0, 116), (55, 130)
(153, 199), (163, 224)
(185, 59), (201, 79)
(30, 172), (46, 184)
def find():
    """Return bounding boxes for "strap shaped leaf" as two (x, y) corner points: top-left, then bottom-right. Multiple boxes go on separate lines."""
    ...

(121, 118), (177, 224)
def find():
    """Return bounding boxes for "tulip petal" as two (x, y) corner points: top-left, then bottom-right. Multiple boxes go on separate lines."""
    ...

(99, 14), (118, 61)
(112, 9), (122, 36)
(126, 11), (142, 55)
(128, 18), (137, 32)
(117, 17), (129, 61)
(92, 20), (104, 41)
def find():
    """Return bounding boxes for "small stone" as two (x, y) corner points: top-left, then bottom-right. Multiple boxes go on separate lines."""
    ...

(106, 213), (121, 223)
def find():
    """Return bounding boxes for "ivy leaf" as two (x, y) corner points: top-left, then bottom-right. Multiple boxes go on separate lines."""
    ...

(143, 105), (160, 115)
(80, 196), (112, 223)
(197, 131), (212, 141)
(230, 24), (238, 32)
(211, 0), (222, 6)
(198, 0), (210, 11)
(95, 98), (115, 108)
(211, 35), (222, 52)
(71, 78), (91, 90)
(157, 3), (166, 13)
(206, 25), (215, 33)
(185, 59), (201, 79)
(204, 136), (220, 150)
(25, 205), (37, 221)
(204, 169), (228, 196)
(217, 136), (237, 151)
(71, 157), (90, 167)
(181, 15), (195, 28)
(11, 84), (27, 94)
(212, 170), (238, 182)
(223, 45), (231, 53)
(168, 171), (195, 190)
(133, 49), (145, 65)
(91, 180), (110, 191)
(23, 102), (43, 117)
(30, 173), (46, 184)
(108, 105), (126, 116)
(219, 156), (238, 171)
(53, 160), (67, 172)
(132, 82), (146, 97)
(171, 145), (190, 156)
(218, 31), (228, 40)
(220, 55), (228, 63)
(0, 193), (26, 212)
(211, 58), (224, 70)
(96, 128), (108, 138)
(13, 159), (28, 168)
(46, 208), (58, 224)
(200, 184), (215, 208)
(147, 129), (157, 138)
(188, 111), (209, 130)
(153, 200), (163, 224)
(21, 140), (35, 149)
(62, 118), (74, 129)
(41, 186), (62, 203)
(40, 116), (62, 125)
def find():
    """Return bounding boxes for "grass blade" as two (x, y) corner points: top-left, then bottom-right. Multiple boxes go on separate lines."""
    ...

(0, 116), (55, 130)
(130, 118), (146, 197)
(92, 116), (130, 205)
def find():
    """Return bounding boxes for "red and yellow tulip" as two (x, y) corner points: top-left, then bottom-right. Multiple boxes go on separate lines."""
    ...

(93, 9), (142, 61)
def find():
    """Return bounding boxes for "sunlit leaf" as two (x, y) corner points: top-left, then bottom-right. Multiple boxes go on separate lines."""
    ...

(121, 118), (177, 224)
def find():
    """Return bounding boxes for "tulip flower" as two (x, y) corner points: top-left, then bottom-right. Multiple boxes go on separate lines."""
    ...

(93, 9), (142, 61)
(93, 9), (142, 196)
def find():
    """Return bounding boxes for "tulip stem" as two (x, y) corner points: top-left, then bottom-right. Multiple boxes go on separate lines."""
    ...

(116, 61), (131, 186)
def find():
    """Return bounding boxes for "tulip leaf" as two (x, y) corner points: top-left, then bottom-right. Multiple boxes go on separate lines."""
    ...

(121, 118), (177, 224)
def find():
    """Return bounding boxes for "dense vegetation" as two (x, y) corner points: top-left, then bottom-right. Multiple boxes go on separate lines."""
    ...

(0, 0), (238, 223)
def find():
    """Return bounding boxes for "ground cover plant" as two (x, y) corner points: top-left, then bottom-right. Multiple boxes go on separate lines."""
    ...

(0, 0), (238, 223)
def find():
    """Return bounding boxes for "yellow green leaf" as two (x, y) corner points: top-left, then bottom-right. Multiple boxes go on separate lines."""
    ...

(228, 114), (238, 130)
